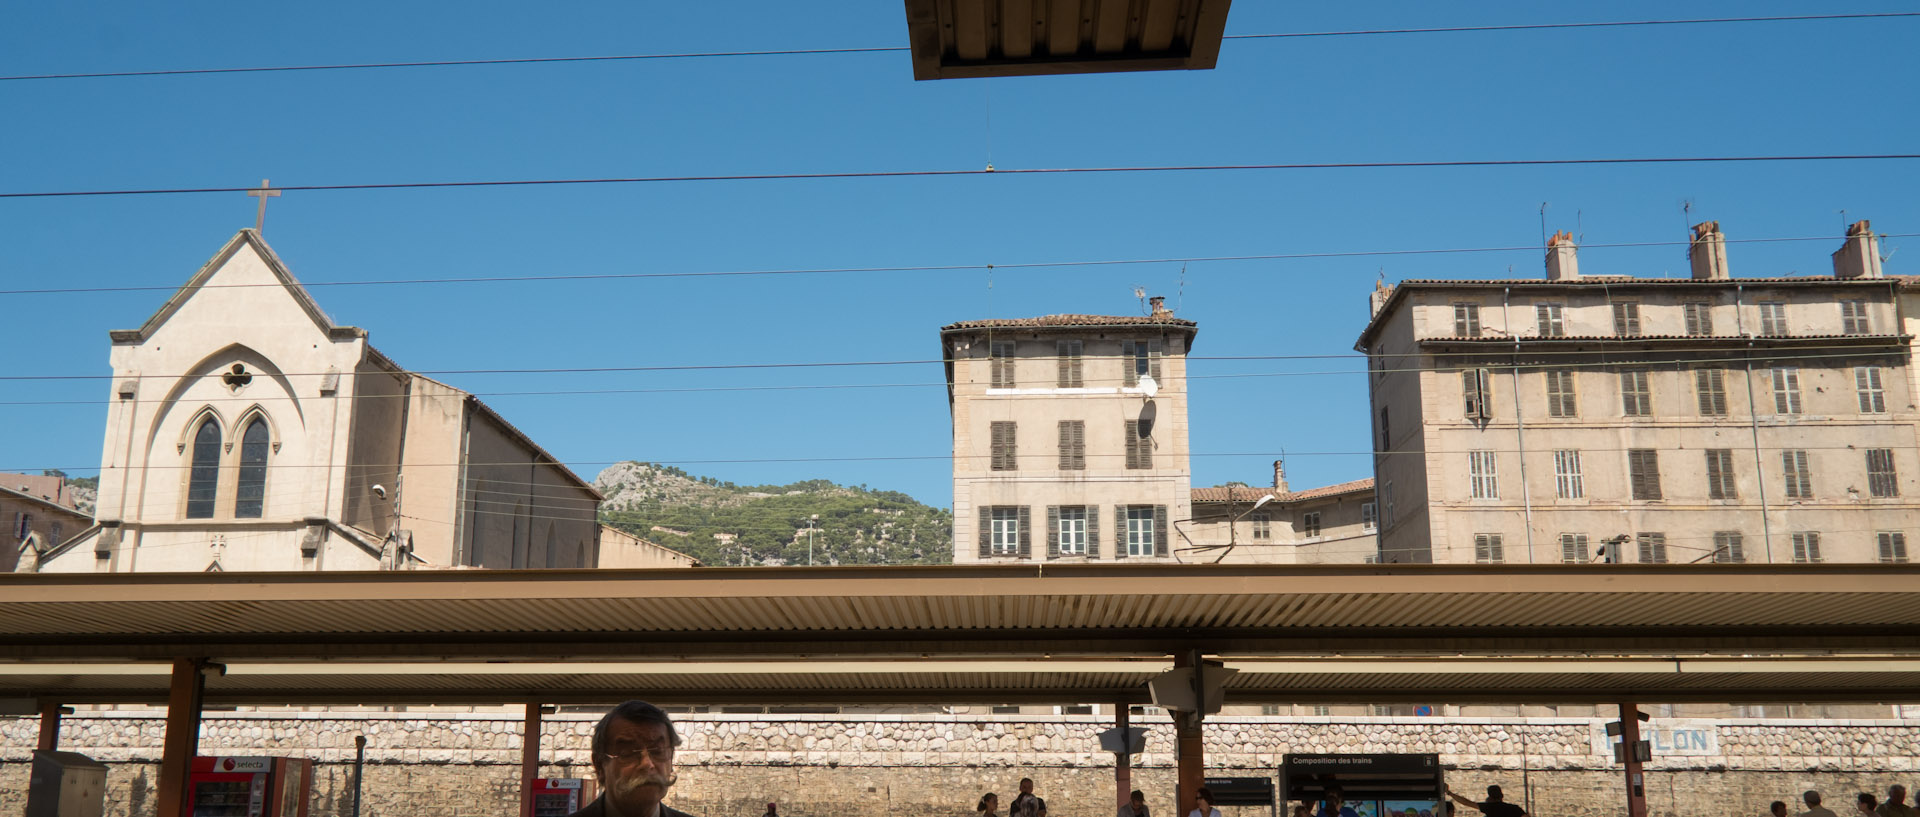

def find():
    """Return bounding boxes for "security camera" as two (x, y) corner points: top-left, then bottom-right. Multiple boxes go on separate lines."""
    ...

(370, 484), (387, 500)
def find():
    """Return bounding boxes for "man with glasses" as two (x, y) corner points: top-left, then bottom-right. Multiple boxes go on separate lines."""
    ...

(569, 700), (697, 817)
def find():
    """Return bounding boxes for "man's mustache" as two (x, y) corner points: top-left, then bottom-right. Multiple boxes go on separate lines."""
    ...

(612, 770), (677, 795)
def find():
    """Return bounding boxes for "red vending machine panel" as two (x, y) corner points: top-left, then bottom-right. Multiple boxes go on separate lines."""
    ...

(187, 757), (313, 817)
(530, 778), (585, 817)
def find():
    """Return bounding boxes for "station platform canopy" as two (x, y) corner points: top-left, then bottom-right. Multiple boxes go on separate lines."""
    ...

(3, 563), (1919, 707)
(903, 0), (1233, 80)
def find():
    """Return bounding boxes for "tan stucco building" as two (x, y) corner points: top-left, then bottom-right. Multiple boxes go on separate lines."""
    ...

(26, 230), (603, 573)
(2, 478), (92, 573)
(596, 524), (700, 568)
(1187, 465), (1377, 564)
(943, 299), (1195, 562)
(1356, 220), (1917, 566)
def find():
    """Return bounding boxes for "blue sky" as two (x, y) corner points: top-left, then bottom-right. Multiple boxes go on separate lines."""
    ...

(3, 2), (1916, 508)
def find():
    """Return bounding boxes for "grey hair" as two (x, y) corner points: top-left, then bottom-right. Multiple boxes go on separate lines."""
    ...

(591, 700), (681, 763)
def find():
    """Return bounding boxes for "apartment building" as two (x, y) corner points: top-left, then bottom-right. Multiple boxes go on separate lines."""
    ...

(1186, 461), (1377, 564)
(1355, 220), (1917, 566)
(943, 298), (1196, 562)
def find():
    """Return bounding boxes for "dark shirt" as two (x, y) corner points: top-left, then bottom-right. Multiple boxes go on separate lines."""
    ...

(1472, 802), (1525, 817)
(565, 797), (697, 817)
(1010, 794), (1047, 817)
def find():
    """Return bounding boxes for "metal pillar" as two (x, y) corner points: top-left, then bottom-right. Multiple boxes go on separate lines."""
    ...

(521, 703), (545, 817)
(1174, 652), (1204, 817)
(1115, 703), (1132, 808)
(156, 658), (213, 817)
(37, 702), (70, 751)
(1619, 703), (1649, 817)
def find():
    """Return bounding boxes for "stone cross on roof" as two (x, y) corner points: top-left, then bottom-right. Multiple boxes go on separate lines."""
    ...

(247, 179), (281, 233)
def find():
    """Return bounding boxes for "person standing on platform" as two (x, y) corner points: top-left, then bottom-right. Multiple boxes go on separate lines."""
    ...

(1859, 794), (1881, 815)
(1118, 789), (1150, 817)
(1803, 791), (1840, 817)
(1189, 787), (1222, 817)
(1010, 779), (1048, 817)
(979, 792), (1002, 817)
(764, 804), (778, 817)
(1879, 785), (1920, 817)
(569, 700), (697, 817)
(1445, 784), (1526, 817)
(1315, 785), (1360, 817)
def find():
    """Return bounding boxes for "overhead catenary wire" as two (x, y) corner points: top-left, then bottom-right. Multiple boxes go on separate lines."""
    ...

(6, 154), (1919, 200)
(2, 12), (1911, 83)
(5, 232), (1912, 297)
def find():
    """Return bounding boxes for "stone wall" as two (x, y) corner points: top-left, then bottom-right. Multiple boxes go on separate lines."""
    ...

(5, 712), (1918, 817)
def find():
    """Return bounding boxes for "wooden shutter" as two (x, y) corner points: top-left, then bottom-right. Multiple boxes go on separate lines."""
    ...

(977, 507), (992, 558)
(1121, 341), (1138, 386)
(991, 422), (1016, 471)
(1059, 421), (1085, 470)
(1114, 506), (1129, 559)
(1016, 506), (1032, 558)
(1154, 505), (1169, 558)
(1045, 506), (1060, 560)
(1086, 506), (1100, 558)
(1149, 339), (1163, 380)
(1124, 420), (1141, 469)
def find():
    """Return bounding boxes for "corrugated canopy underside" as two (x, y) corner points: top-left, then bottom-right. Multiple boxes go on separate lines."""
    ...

(903, 0), (1232, 79)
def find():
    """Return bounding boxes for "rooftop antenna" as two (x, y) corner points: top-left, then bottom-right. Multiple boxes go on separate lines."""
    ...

(1134, 286), (1148, 314)
(1538, 201), (1549, 249)
(1680, 199), (1695, 263)
(1176, 263), (1187, 313)
(1576, 209), (1585, 245)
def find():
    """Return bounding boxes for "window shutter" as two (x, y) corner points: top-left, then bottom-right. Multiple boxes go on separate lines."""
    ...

(1073, 422), (1086, 469)
(1057, 341), (1071, 387)
(1072, 347), (1084, 387)
(1154, 505), (1169, 558)
(1114, 506), (1128, 559)
(1121, 341), (1138, 386)
(1086, 506), (1100, 558)
(1016, 506), (1032, 558)
(1149, 339), (1163, 380)
(1046, 506), (1060, 560)
(1124, 420), (1141, 469)
(977, 507), (992, 558)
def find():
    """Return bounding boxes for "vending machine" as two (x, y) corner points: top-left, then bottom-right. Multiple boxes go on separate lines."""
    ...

(529, 778), (590, 817)
(185, 756), (313, 817)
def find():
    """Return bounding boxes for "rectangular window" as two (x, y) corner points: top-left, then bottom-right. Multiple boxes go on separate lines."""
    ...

(1612, 302), (1641, 336)
(1454, 302), (1481, 337)
(1474, 533), (1504, 563)
(990, 507), (1023, 555)
(1620, 369), (1652, 417)
(1124, 420), (1151, 470)
(990, 341), (1015, 388)
(1056, 340), (1083, 387)
(1868, 448), (1899, 497)
(1791, 531), (1822, 563)
(1545, 370), (1578, 417)
(1636, 532), (1668, 564)
(1251, 512), (1271, 540)
(1782, 450), (1813, 499)
(1841, 300), (1872, 335)
(1379, 407), (1391, 452)
(990, 421), (1017, 471)
(1469, 450), (1499, 499)
(1126, 506), (1156, 557)
(1560, 533), (1589, 563)
(1705, 449), (1738, 500)
(1878, 531), (1909, 563)
(11, 512), (29, 540)
(1055, 506), (1087, 556)
(1462, 368), (1491, 420)
(1771, 368), (1802, 415)
(1383, 482), (1394, 526)
(1302, 511), (1322, 538)
(1361, 502), (1378, 532)
(1554, 449), (1584, 499)
(1122, 339), (1162, 387)
(1855, 367), (1887, 413)
(1695, 369), (1728, 416)
(1628, 449), (1663, 500)
(1684, 302), (1714, 336)
(1712, 531), (1744, 563)
(1057, 420), (1085, 470)
(1757, 301), (1788, 336)
(1536, 303), (1565, 337)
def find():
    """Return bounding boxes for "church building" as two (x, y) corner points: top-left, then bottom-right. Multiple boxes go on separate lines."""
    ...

(24, 230), (603, 573)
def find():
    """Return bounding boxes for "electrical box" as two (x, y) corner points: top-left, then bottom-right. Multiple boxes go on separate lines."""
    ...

(26, 750), (108, 817)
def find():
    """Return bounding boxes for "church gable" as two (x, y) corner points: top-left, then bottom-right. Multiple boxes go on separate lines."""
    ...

(112, 229), (359, 348)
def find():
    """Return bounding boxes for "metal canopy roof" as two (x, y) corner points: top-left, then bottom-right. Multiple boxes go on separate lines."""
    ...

(903, 0), (1233, 80)
(4, 564), (1919, 705)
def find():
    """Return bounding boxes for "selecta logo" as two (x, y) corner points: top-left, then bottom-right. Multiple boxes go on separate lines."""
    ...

(221, 758), (237, 771)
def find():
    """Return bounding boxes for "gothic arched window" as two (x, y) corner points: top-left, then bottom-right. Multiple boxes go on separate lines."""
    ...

(235, 418), (270, 518)
(185, 418), (221, 519)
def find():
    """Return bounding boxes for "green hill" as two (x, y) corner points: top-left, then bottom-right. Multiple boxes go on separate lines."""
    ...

(593, 461), (953, 566)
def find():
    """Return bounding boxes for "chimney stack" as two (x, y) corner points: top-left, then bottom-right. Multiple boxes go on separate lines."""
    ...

(1369, 280), (1395, 318)
(1272, 460), (1289, 493)
(1545, 230), (1580, 280)
(1832, 220), (1884, 279)
(1149, 296), (1169, 316)
(1689, 221), (1730, 280)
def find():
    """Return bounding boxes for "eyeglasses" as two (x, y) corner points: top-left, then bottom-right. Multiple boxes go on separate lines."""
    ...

(602, 743), (673, 763)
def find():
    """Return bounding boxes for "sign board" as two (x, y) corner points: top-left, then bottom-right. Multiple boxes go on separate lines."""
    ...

(1281, 754), (1443, 802)
(1098, 726), (1148, 754)
(1589, 719), (1720, 757)
(1202, 777), (1275, 807)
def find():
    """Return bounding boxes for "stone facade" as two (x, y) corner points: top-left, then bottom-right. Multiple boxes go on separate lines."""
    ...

(6, 712), (1918, 817)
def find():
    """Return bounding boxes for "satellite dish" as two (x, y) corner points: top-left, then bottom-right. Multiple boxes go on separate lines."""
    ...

(1138, 401), (1157, 438)
(1138, 375), (1159, 398)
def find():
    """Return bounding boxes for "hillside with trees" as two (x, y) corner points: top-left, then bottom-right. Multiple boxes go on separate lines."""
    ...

(593, 461), (952, 566)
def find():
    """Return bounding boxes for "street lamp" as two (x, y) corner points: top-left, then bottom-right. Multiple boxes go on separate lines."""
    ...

(807, 514), (819, 566)
(1217, 494), (1276, 563)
